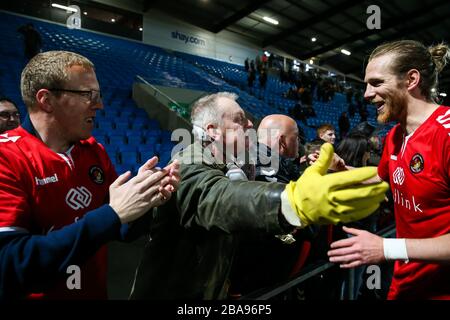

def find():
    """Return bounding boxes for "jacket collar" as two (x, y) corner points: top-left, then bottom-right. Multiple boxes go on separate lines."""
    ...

(173, 141), (227, 171)
(21, 114), (38, 137)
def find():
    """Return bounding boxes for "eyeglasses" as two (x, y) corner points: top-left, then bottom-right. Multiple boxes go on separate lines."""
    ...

(0, 111), (20, 120)
(48, 88), (102, 104)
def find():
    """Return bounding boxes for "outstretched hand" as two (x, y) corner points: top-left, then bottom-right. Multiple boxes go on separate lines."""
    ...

(328, 226), (385, 268)
(308, 149), (347, 171)
(109, 157), (170, 224)
(138, 157), (180, 205)
(285, 143), (389, 226)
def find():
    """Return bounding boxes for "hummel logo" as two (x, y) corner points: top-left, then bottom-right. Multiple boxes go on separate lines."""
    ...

(35, 174), (59, 186)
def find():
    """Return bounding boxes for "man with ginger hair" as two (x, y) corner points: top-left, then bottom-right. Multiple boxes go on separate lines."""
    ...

(317, 123), (336, 144)
(0, 50), (179, 299)
(328, 40), (450, 299)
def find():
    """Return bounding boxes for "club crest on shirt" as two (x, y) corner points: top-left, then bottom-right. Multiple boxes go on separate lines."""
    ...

(409, 153), (424, 174)
(89, 166), (105, 184)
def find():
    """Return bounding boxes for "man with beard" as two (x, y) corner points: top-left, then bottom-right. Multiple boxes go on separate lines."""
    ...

(328, 40), (450, 299)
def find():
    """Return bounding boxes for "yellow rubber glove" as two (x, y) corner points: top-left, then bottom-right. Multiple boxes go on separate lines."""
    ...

(285, 143), (389, 226)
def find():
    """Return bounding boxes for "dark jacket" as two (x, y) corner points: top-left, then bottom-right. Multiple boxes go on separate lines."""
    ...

(130, 142), (290, 299)
(255, 144), (303, 184)
(230, 144), (315, 295)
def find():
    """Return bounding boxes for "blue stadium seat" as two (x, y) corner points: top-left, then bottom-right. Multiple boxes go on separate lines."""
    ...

(115, 120), (130, 131)
(118, 144), (137, 152)
(140, 150), (157, 164)
(97, 120), (114, 131)
(138, 144), (156, 154)
(108, 134), (127, 146)
(120, 151), (139, 166)
(115, 164), (133, 175)
(94, 135), (107, 146)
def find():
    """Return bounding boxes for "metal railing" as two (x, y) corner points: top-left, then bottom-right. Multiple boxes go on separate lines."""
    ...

(135, 75), (183, 110)
(241, 223), (396, 300)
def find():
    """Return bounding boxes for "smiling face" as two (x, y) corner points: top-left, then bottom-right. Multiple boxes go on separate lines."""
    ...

(206, 96), (254, 159)
(218, 97), (253, 156)
(320, 129), (336, 144)
(364, 54), (408, 124)
(48, 65), (103, 144)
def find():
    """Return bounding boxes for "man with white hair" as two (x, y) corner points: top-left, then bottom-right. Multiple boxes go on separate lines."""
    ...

(130, 92), (388, 299)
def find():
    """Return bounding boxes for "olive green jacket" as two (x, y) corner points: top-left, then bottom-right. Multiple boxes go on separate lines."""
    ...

(130, 142), (289, 299)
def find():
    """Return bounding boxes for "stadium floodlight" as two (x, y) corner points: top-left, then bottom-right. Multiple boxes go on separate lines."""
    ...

(341, 49), (351, 56)
(51, 3), (78, 13)
(263, 16), (279, 25)
(311, 37), (317, 42)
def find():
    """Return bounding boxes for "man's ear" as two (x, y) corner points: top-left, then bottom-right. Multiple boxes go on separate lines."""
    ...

(206, 123), (219, 142)
(35, 89), (54, 113)
(279, 134), (287, 151)
(405, 69), (421, 91)
(319, 132), (324, 141)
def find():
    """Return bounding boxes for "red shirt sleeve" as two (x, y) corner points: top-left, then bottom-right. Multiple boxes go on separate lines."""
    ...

(0, 147), (31, 229)
(441, 129), (450, 181)
(378, 131), (391, 182)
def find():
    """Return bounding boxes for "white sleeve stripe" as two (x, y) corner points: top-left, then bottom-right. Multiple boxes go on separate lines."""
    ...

(0, 226), (29, 233)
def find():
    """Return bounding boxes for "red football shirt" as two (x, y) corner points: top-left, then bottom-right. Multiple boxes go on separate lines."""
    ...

(378, 105), (450, 300)
(0, 126), (117, 299)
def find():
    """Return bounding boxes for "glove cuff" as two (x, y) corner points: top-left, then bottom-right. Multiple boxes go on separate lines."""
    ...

(280, 189), (303, 228)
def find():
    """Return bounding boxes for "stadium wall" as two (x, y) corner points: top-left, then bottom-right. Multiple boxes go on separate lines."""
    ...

(143, 10), (261, 65)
